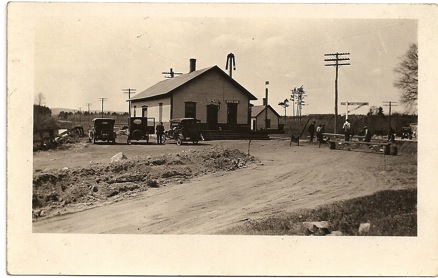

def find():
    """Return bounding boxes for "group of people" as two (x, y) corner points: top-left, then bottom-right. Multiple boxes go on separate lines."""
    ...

(343, 119), (374, 142)
(308, 119), (375, 143)
(308, 121), (326, 143)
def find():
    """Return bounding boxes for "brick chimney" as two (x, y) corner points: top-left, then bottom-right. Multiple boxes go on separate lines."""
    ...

(189, 58), (196, 73)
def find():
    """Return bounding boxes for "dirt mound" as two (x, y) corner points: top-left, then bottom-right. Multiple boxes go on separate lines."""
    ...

(33, 147), (255, 219)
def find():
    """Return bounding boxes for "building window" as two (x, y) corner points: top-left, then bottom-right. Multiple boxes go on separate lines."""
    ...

(266, 119), (271, 128)
(185, 102), (196, 118)
(142, 106), (148, 118)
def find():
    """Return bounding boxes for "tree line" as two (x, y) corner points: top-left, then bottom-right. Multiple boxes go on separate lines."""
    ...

(57, 110), (129, 120)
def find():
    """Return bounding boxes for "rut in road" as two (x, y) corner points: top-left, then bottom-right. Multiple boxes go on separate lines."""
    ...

(33, 145), (408, 234)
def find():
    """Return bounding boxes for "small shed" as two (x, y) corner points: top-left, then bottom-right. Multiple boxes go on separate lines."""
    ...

(251, 105), (280, 131)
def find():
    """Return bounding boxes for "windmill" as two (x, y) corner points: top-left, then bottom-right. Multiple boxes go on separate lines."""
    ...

(225, 53), (236, 78)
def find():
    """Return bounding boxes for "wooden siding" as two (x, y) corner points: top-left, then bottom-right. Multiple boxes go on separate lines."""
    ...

(253, 108), (279, 130)
(130, 97), (171, 129)
(172, 70), (250, 125)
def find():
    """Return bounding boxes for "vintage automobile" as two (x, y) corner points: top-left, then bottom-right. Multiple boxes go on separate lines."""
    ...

(127, 117), (155, 144)
(88, 118), (116, 144)
(401, 127), (413, 139)
(165, 118), (202, 145)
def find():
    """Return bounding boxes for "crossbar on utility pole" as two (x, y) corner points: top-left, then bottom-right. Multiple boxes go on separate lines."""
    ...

(383, 101), (398, 129)
(123, 89), (136, 116)
(325, 52), (350, 133)
(98, 98), (107, 118)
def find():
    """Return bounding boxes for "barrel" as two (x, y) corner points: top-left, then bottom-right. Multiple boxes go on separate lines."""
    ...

(329, 141), (336, 150)
(384, 144), (390, 155)
(390, 144), (398, 155)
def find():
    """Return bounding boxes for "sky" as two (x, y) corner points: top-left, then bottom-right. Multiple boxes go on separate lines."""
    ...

(33, 6), (417, 116)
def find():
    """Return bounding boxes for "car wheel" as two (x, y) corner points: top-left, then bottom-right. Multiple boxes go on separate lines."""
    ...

(176, 136), (183, 146)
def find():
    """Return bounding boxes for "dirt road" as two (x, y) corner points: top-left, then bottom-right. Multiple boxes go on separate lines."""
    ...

(33, 139), (416, 234)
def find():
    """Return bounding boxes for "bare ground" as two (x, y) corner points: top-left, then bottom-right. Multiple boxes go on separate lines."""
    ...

(32, 137), (417, 234)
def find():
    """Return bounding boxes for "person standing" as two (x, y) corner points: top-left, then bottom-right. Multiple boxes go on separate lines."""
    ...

(308, 121), (316, 142)
(343, 119), (351, 141)
(364, 126), (372, 142)
(388, 127), (396, 142)
(316, 123), (326, 143)
(156, 122), (165, 144)
(316, 124), (322, 143)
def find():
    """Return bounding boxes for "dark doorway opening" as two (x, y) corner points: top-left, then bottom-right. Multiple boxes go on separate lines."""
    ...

(227, 103), (238, 128)
(206, 104), (219, 130)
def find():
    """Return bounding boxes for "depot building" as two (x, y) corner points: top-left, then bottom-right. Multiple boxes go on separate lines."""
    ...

(129, 59), (258, 130)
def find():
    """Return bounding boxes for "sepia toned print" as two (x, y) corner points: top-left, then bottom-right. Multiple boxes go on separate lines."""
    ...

(7, 2), (438, 276)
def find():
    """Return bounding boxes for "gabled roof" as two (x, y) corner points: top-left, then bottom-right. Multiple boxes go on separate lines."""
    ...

(130, 65), (257, 101)
(251, 105), (281, 118)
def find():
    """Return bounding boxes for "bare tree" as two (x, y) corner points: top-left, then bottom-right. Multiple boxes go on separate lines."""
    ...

(393, 43), (418, 113)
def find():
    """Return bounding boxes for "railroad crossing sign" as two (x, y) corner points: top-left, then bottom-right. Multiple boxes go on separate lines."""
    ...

(341, 101), (369, 119)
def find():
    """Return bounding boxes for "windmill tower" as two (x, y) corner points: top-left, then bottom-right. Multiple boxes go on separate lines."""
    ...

(225, 53), (236, 78)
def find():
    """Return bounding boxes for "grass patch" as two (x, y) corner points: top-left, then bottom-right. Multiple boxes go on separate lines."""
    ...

(222, 189), (417, 236)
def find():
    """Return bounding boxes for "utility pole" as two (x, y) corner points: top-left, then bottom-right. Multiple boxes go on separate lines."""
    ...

(98, 98), (107, 118)
(265, 81), (269, 130)
(162, 68), (182, 78)
(86, 103), (92, 129)
(383, 101), (398, 129)
(225, 53), (236, 78)
(79, 107), (82, 125)
(324, 52), (350, 133)
(122, 89), (136, 116)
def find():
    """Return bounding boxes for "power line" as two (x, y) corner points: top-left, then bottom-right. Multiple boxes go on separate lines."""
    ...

(383, 101), (398, 129)
(122, 89), (136, 116)
(86, 103), (92, 125)
(324, 52), (351, 133)
(98, 98), (108, 118)
(240, 21), (410, 65)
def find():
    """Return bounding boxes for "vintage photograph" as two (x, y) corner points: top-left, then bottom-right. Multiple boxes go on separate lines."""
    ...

(7, 2), (438, 276)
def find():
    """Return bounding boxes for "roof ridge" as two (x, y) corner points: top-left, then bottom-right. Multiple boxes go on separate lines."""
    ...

(130, 65), (256, 101)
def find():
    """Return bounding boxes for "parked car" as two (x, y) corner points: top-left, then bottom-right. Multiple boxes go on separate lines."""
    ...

(127, 117), (155, 144)
(88, 118), (116, 144)
(401, 127), (413, 139)
(165, 118), (202, 145)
